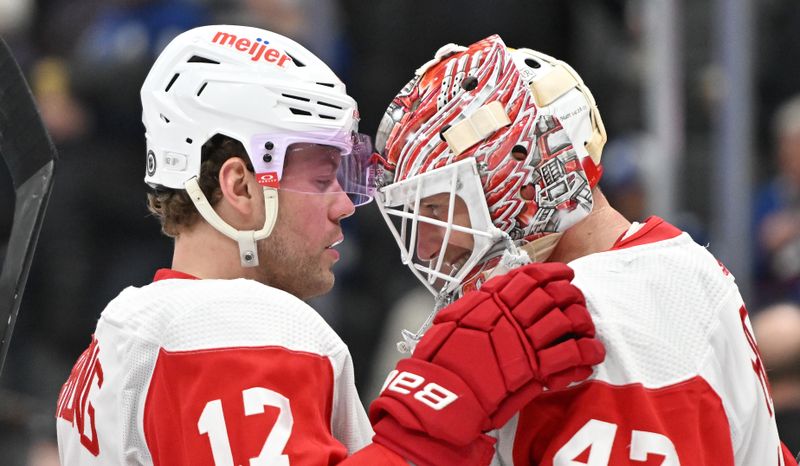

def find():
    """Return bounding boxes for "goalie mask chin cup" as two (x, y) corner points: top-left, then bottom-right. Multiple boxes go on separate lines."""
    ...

(141, 25), (377, 266)
(375, 34), (608, 297)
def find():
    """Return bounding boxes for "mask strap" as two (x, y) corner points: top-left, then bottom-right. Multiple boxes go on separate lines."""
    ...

(441, 101), (511, 155)
(526, 53), (608, 167)
(519, 232), (564, 263)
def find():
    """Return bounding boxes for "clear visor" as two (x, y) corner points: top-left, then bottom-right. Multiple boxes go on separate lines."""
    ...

(251, 131), (378, 206)
(376, 158), (500, 295)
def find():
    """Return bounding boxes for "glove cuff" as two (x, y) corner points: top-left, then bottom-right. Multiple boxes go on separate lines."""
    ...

(373, 417), (496, 466)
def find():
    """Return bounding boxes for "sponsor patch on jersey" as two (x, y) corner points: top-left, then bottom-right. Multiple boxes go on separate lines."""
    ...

(256, 171), (280, 188)
(211, 31), (293, 67)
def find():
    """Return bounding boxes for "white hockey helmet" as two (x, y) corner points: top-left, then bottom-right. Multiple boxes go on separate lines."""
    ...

(141, 25), (376, 267)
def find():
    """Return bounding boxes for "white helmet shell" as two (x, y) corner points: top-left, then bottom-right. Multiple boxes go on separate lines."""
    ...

(141, 25), (358, 190)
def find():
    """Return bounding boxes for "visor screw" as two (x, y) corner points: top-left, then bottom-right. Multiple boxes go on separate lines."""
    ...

(263, 153), (272, 163)
(243, 251), (255, 263)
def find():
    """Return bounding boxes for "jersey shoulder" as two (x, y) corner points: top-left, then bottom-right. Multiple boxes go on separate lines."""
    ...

(100, 278), (345, 355)
(499, 229), (782, 465)
(569, 232), (738, 387)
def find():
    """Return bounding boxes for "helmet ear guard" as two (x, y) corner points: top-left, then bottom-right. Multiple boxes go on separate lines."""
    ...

(184, 179), (278, 267)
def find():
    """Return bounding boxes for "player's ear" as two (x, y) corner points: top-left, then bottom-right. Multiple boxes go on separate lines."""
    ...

(218, 156), (258, 216)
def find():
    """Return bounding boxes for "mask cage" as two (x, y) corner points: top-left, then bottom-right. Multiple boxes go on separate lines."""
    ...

(376, 157), (504, 296)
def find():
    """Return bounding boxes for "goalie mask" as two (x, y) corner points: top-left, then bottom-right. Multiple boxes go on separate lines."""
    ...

(141, 25), (377, 267)
(375, 35), (607, 304)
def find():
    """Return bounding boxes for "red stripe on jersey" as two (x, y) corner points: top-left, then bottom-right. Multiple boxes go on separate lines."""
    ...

(513, 377), (734, 465)
(782, 441), (799, 466)
(144, 346), (345, 466)
(611, 216), (682, 251)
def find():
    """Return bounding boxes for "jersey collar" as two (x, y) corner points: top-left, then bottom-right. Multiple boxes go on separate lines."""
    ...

(610, 216), (682, 251)
(153, 268), (200, 282)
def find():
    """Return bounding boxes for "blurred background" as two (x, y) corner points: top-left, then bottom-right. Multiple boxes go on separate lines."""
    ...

(1, 0), (799, 463)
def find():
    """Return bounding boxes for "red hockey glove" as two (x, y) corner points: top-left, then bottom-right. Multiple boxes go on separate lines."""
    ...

(369, 262), (605, 466)
(370, 357), (497, 466)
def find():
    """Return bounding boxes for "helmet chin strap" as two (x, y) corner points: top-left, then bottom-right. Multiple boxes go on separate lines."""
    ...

(184, 177), (279, 267)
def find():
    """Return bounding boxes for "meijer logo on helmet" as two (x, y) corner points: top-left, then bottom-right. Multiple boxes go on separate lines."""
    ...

(212, 31), (293, 67)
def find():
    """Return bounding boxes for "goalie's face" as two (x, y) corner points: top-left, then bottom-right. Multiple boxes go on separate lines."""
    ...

(416, 193), (475, 275)
(376, 157), (499, 297)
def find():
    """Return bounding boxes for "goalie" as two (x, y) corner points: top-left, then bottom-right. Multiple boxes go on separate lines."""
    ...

(370, 34), (797, 464)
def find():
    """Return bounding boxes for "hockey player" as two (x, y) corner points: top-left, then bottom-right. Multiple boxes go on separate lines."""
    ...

(372, 34), (799, 465)
(55, 26), (605, 465)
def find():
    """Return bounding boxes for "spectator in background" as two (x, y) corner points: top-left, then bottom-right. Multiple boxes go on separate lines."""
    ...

(752, 302), (800, 453)
(754, 94), (800, 304)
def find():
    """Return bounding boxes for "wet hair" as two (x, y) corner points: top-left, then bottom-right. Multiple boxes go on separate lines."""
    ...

(147, 134), (251, 237)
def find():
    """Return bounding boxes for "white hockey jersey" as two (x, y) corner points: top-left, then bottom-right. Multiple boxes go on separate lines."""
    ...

(490, 217), (795, 465)
(55, 270), (375, 466)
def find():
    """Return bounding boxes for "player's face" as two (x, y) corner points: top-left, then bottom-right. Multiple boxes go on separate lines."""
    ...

(415, 192), (475, 276)
(258, 143), (355, 299)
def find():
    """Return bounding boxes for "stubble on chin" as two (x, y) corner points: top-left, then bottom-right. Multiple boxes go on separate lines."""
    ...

(258, 235), (334, 300)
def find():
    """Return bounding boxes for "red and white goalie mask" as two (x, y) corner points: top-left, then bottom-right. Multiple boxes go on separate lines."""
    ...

(375, 35), (607, 299)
